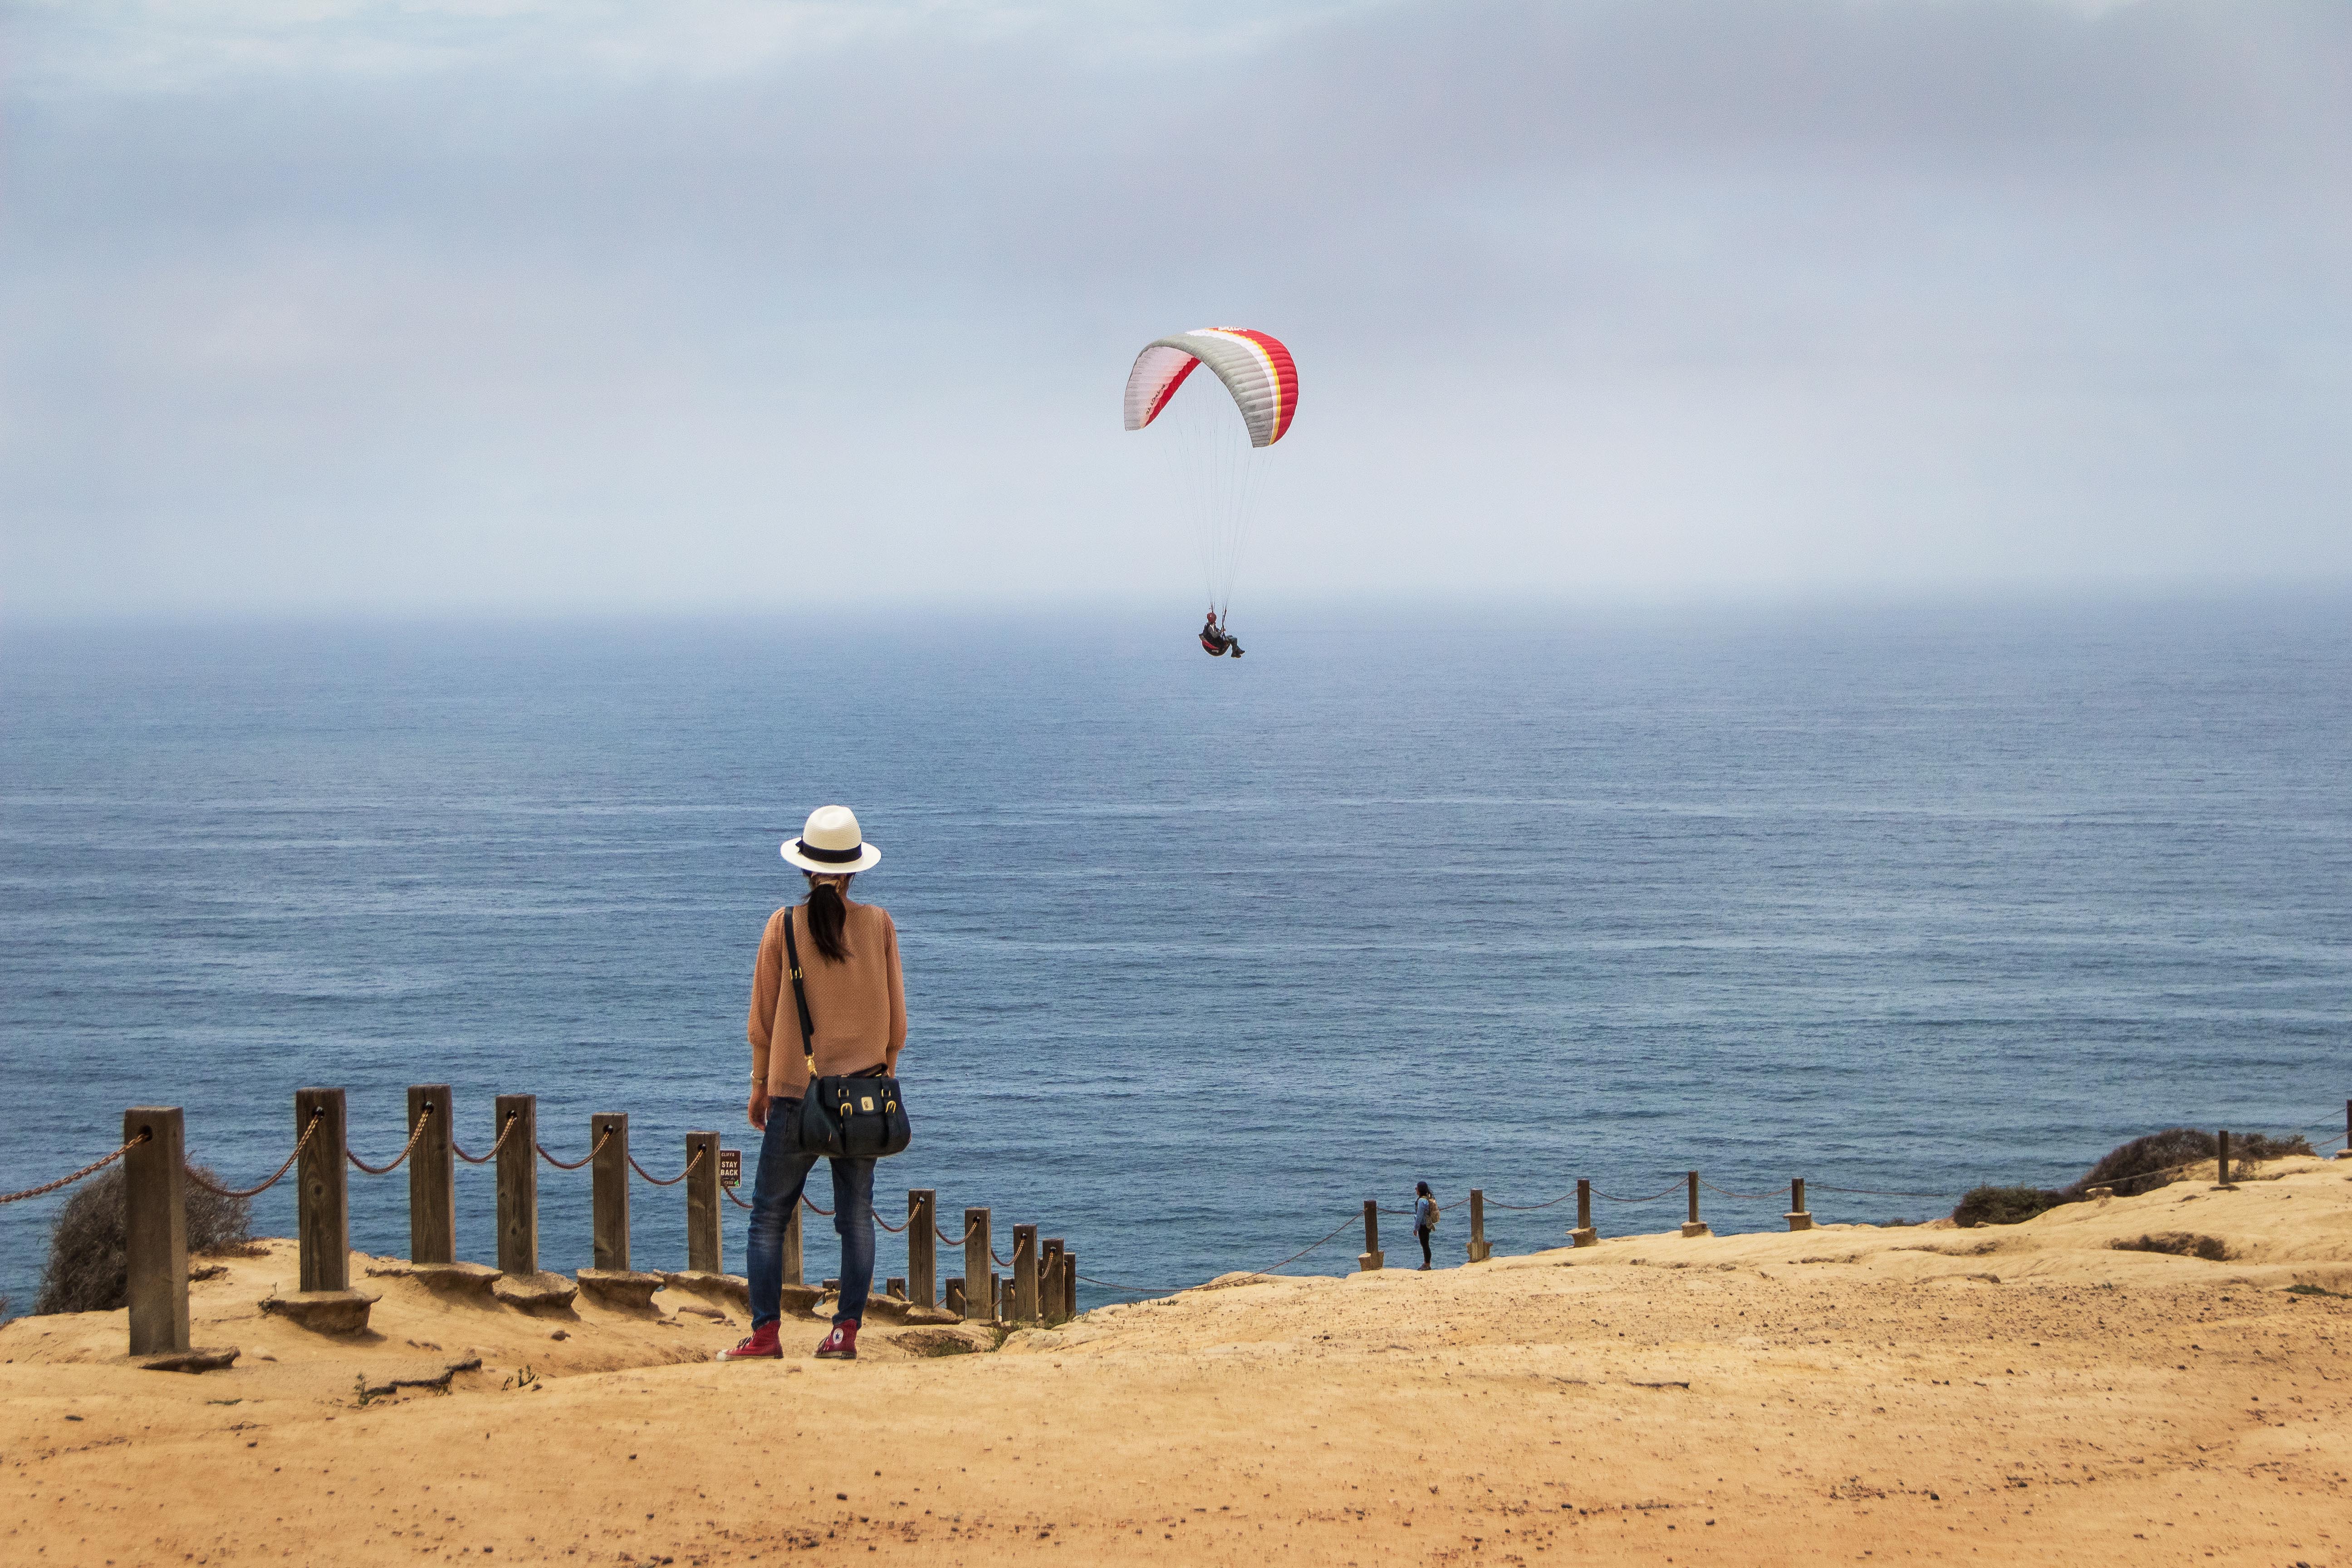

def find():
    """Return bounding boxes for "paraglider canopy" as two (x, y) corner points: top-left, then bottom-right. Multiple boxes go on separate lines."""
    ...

(1126, 326), (1296, 641)
(1124, 328), (1299, 448)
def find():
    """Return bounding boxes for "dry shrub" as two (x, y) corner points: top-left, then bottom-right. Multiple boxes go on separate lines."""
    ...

(2072, 1127), (2314, 1198)
(33, 1166), (252, 1316)
(2073, 1129), (2213, 1196)
(2230, 1131), (2318, 1171)
(2111, 1232), (2230, 1262)
(1954, 1125), (2323, 1225)
(1947, 1128), (2314, 1222)
(1953, 1186), (2069, 1229)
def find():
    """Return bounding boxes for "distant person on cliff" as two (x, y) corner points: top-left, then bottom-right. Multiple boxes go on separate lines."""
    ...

(1414, 1182), (1439, 1269)
(723, 805), (905, 1363)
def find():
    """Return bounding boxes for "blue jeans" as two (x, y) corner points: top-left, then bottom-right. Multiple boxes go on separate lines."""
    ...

(745, 1103), (877, 1329)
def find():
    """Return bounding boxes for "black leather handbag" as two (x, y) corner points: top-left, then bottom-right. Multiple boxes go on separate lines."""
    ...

(783, 913), (911, 1159)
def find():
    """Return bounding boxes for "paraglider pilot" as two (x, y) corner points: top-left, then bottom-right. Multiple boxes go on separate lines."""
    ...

(1200, 609), (1244, 658)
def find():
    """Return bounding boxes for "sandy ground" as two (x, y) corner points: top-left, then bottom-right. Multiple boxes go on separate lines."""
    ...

(5, 1156), (2350, 1566)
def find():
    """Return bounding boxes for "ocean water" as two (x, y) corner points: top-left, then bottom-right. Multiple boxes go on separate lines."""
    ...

(3, 599), (2349, 1314)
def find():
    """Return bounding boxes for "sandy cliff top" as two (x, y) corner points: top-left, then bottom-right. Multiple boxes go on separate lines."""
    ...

(5, 1156), (2349, 1564)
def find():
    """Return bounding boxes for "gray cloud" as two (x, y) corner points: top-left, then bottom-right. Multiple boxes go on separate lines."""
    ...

(4, 0), (2348, 618)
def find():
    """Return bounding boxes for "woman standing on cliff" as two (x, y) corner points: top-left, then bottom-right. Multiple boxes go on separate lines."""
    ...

(1413, 1182), (1438, 1270)
(723, 806), (906, 1362)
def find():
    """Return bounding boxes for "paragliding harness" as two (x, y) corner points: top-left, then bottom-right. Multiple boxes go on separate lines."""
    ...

(782, 914), (911, 1159)
(1200, 616), (1243, 657)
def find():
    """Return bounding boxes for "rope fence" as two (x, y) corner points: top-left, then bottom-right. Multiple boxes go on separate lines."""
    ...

(452, 1112), (521, 1166)
(1486, 1188), (1583, 1212)
(186, 1112), (323, 1199)
(534, 1126), (613, 1172)
(1699, 1177), (1794, 1201)
(1594, 1177), (1688, 1204)
(10, 1086), (2347, 1364)
(348, 1106), (432, 1176)
(0, 1132), (150, 1206)
(627, 1146), (704, 1187)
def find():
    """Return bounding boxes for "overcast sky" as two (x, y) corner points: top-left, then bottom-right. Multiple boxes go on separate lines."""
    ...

(2, 0), (2347, 620)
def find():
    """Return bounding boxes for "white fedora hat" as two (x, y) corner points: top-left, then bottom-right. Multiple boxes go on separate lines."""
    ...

(781, 804), (882, 874)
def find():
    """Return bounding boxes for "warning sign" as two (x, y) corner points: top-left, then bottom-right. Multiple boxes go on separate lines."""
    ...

(719, 1149), (742, 1189)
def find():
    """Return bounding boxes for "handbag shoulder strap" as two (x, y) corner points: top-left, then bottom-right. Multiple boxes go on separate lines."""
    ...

(782, 907), (818, 1079)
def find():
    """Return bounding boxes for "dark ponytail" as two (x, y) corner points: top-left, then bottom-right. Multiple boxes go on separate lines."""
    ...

(805, 874), (853, 963)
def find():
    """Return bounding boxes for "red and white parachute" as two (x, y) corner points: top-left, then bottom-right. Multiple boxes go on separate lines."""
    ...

(1124, 328), (1298, 622)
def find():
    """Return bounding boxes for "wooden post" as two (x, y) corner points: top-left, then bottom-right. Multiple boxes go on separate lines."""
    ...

(1785, 1176), (1813, 1232)
(1012, 1224), (1039, 1323)
(1066, 1251), (1080, 1320)
(990, 1272), (1002, 1322)
(1467, 1189), (1491, 1263)
(908, 1189), (936, 1308)
(495, 1094), (537, 1275)
(2215, 1129), (2234, 1189)
(963, 1208), (990, 1322)
(886, 1275), (907, 1300)
(784, 1200), (804, 1286)
(1681, 1170), (1709, 1238)
(1041, 1238), (1065, 1325)
(407, 1085), (454, 1265)
(296, 1087), (351, 1292)
(1357, 1199), (1383, 1271)
(591, 1113), (630, 1271)
(123, 1107), (188, 1356)
(2342, 1098), (2352, 1160)
(1571, 1178), (1597, 1247)
(946, 1278), (966, 1317)
(685, 1131), (721, 1274)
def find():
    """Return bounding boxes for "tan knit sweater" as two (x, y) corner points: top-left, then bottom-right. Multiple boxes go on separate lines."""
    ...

(747, 898), (907, 1096)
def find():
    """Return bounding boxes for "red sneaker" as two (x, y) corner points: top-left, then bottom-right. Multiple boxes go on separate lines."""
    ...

(813, 1320), (859, 1360)
(720, 1322), (781, 1360)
